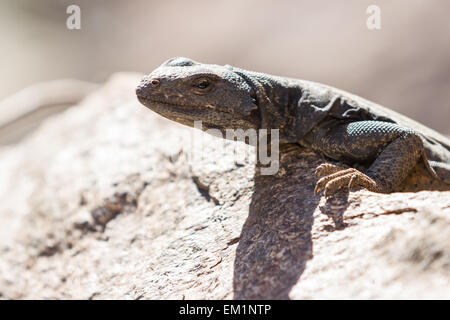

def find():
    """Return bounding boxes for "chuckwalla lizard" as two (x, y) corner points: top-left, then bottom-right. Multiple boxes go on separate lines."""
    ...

(136, 57), (450, 196)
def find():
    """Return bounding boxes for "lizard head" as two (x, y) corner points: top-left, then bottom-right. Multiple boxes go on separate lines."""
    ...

(136, 57), (259, 131)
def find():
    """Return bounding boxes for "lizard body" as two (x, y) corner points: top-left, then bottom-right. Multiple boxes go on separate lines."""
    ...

(136, 57), (450, 196)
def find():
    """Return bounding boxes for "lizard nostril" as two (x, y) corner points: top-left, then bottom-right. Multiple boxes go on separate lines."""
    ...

(136, 85), (144, 96)
(151, 79), (160, 87)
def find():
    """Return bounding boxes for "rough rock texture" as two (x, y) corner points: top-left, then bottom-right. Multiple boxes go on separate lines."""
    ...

(0, 73), (449, 299)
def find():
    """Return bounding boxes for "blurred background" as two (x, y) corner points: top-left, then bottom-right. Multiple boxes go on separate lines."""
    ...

(0, 0), (449, 143)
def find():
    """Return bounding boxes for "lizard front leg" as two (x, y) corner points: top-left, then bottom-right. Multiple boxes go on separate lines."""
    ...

(304, 121), (424, 196)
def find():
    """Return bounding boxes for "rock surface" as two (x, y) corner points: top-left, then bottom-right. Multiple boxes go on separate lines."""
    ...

(0, 73), (449, 299)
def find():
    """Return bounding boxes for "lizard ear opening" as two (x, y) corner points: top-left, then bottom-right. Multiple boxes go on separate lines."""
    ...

(241, 98), (258, 116)
(250, 90), (257, 104)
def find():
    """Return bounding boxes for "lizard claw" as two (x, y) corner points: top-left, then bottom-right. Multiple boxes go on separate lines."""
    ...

(314, 164), (379, 197)
(315, 163), (348, 178)
(314, 184), (322, 195)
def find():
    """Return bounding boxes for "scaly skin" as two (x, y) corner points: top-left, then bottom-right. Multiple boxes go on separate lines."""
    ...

(136, 57), (450, 196)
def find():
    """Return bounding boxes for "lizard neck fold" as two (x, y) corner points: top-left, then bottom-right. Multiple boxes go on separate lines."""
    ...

(232, 67), (302, 137)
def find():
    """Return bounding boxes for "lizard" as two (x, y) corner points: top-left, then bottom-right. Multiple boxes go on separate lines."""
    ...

(135, 57), (450, 197)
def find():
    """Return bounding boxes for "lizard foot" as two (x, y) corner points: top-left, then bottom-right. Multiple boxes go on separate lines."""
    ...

(314, 164), (379, 197)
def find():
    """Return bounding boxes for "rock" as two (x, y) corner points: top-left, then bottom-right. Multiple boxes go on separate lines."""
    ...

(0, 73), (449, 299)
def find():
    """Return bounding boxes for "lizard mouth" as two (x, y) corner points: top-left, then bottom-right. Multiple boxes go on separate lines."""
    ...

(137, 96), (259, 130)
(137, 96), (228, 115)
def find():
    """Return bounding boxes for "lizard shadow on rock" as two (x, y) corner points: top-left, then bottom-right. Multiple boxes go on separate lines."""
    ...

(232, 144), (322, 300)
(231, 144), (449, 299)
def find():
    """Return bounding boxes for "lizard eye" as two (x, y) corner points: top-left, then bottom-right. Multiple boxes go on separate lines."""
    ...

(192, 77), (216, 95)
(193, 79), (211, 90)
(193, 78), (211, 92)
